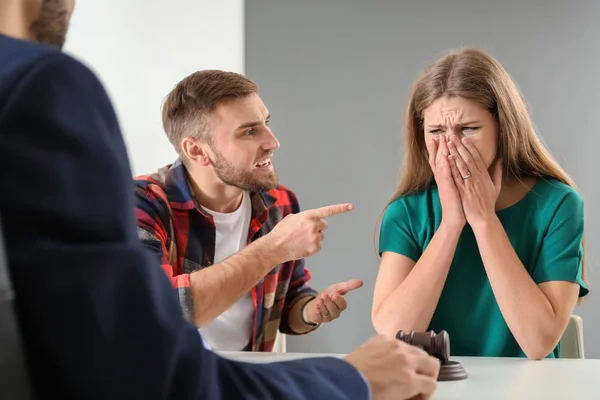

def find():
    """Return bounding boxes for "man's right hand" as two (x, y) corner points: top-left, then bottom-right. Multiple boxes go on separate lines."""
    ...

(344, 335), (440, 400)
(266, 203), (354, 263)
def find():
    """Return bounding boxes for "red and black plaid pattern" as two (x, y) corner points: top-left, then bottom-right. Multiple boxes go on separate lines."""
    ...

(134, 159), (317, 351)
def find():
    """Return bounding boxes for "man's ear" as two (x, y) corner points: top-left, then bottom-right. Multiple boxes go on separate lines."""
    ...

(181, 137), (211, 166)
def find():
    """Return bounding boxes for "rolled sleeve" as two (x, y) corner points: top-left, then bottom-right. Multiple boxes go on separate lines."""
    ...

(279, 258), (318, 335)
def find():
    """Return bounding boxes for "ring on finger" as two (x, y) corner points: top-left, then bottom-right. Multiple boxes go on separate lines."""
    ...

(462, 171), (471, 180)
(450, 161), (463, 181)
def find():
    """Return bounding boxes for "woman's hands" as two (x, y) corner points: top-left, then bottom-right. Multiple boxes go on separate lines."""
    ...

(427, 134), (502, 229)
(446, 135), (503, 228)
(426, 135), (465, 228)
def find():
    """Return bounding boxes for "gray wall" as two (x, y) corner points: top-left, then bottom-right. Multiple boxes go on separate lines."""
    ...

(245, 0), (600, 357)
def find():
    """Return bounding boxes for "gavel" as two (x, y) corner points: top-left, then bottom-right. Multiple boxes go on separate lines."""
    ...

(395, 330), (467, 381)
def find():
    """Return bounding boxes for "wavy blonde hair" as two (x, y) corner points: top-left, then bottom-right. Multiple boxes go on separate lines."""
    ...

(382, 47), (587, 293)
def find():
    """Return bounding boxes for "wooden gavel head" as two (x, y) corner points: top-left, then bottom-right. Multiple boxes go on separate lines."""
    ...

(395, 330), (450, 364)
(395, 329), (468, 381)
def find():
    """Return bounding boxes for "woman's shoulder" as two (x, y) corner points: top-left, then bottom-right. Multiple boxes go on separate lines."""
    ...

(515, 177), (584, 226)
(528, 177), (583, 209)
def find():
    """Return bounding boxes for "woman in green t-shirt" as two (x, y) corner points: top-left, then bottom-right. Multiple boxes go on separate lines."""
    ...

(371, 47), (589, 359)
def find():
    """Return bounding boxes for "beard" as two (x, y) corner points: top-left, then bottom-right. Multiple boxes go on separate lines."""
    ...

(210, 146), (279, 193)
(29, 0), (70, 49)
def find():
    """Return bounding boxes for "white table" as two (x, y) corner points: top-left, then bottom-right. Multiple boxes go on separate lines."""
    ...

(218, 351), (600, 399)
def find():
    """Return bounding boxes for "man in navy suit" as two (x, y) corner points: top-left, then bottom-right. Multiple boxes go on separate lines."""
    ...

(0, 0), (440, 399)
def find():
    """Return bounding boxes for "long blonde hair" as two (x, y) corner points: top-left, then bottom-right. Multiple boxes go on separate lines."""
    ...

(382, 47), (587, 291)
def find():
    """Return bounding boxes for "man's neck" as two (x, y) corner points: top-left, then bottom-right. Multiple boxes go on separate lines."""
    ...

(188, 170), (245, 214)
(0, 3), (30, 41)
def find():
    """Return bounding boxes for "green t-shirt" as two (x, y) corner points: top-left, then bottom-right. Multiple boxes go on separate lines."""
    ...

(378, 177), (588, 358)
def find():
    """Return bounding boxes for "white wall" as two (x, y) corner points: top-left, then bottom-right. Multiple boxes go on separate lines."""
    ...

(63, 0), (245, 176)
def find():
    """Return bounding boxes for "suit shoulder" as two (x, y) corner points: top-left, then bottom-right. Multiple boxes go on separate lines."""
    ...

(12, 47), (99, 88)
(0, 51), (110, 127)
(0, 38), (104, 114)
(0, 34), (62, 75)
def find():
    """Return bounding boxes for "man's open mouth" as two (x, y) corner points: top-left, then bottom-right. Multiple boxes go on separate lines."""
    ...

(255, 159), (271, 168)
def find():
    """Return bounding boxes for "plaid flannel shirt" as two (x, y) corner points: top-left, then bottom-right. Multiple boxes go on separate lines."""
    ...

(133, 159), (318, 351)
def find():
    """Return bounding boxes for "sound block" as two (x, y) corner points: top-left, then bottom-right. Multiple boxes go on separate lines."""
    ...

(438, 360), (468, 381)
(395, 330), (468, 381)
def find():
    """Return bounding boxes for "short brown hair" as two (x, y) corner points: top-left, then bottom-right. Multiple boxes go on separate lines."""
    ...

(161, 70), (258, 154)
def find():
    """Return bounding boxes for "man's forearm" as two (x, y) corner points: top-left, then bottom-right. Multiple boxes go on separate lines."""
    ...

(190, 236), (281, 326)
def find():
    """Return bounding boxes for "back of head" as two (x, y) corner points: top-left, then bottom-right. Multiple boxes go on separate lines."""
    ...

(396, 47), (575, 196)
(161, 70), (258, 156)
(0, 0), (74, 49)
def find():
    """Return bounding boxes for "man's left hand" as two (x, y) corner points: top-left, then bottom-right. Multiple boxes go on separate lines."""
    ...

(303, 279), (363, 324)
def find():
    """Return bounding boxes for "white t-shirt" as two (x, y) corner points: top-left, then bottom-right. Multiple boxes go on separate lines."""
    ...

(197, 191), (254, 351)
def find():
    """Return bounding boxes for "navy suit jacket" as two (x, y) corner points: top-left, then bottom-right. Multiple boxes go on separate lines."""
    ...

(0, 33), (370, 399)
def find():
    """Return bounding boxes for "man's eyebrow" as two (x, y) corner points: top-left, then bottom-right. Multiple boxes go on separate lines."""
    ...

(237, 120), (261, 130)
(236, 114), (271, 130)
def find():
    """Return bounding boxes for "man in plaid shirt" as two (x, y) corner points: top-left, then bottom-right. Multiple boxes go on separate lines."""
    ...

(134, 70), (363, 352)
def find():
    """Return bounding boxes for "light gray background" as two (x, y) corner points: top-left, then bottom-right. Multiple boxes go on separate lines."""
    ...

(245, 0), (600, 358)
